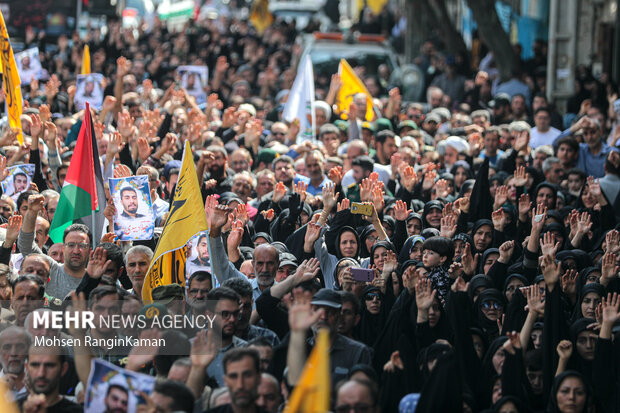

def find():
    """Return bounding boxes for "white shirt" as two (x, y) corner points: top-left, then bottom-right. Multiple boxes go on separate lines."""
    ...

(529, 126), (561, 149)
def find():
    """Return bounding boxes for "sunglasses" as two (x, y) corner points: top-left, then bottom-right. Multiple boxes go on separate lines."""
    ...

(365, 292), (382, 301)
(481, 300), (503, 310)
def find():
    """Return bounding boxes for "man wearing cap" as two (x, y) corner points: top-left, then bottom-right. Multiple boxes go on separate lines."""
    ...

(489, 93), (512, 125)
(286, 288), (372, 387)
(275, 254), (297, 282)
(152, 283), (185, 316)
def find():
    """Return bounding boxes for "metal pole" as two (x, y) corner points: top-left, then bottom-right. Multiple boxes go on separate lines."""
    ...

(91, 210), (96, 249)
(76, 0), (83, 36)
(546, 0), (558, 103)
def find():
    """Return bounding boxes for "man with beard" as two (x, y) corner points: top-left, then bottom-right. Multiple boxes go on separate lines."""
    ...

(206, 348), (265, 413)
(17, 345), (81, 413)
(192, 235), (210, 267)
(205, 287), (248, 387)
(286, 289), (372, 387)
(125, 246), (153, 298)
(0, 326), (30, 399)
(18, 195), (91, 299)
(119, 187), (145, 219)
(200, 146), (235, 196)
(207, 203), (279, 300)
(104, 384), (129, 413)
(186, 271), (212, 320)
(12, 172), (29, 198)
(257, 156), (309, 209)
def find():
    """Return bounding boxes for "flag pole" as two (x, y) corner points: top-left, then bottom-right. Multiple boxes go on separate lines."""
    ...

(91, 210), (96, 249)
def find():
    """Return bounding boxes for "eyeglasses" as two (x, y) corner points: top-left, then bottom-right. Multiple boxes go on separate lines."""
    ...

(481, 300), (503, 310)
(219, 310), (241, 320)
(364, 293), (382, 301)
(366, 236), (378, 243)
(65, 242), (90, 251)
(335, 403), (373, 413)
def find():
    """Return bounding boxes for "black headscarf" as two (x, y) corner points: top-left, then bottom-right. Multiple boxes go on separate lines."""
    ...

(468, 274), (494, 303)
(421, 200), (443, 229)
(335, 226), (362, 260)
(547, 370), (591, 413)
(571, 283), (605, 322)
(475, 288), (505, 340)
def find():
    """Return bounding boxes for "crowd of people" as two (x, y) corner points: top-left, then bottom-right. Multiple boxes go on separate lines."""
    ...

(0, 5), (618, 413)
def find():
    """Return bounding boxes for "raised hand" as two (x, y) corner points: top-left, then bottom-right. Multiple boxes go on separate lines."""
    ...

(337, 198), (350, 212)
(461, 242), (479, 276)
(359, 178), (372, 202)
(383, 351), (404, 373)
(415, 278), (436, 311)
(289, 289), (322, 332)
(328, 166), (343, 186)
(272, 182), (287, 204)
(371, 187), (385, 214)
(103, 199), (117, 222)
(560, 269), (578, 298)
(491, 208), (506, 232)
(390, 153), (403, 177)
(440, 214), (457, 239)
(205, 195), (229, 235)
(398, 164), (417, 192)
(600, 252), (619, 286)
(540, 253), (560, 289)
(27, 195), (45, 215)
(107, 131), (126, 156)
(260, 208), (275, 222)
(525, 285), (545, 316)
(294, 181), (308, 203)
(422, 170), (437, 192)
(450, 275), (468, 292)
(587, 176), (605, 204)
(191, 329), (218, 368)
(601, 293), (620, 325)
(322, 182), (339, 212)
(498, 240), (514, 263)
(531, 203), (547, 233)
(234, 204), (250, 226)
(30, 114), (42, 139)
(4, 214), (22, 246)
(518, 194), (531, 221)
(86, 247), (112, 279)
(227, 219), (244, 251)
(540, 232), (561, 256)
(448, 262), (464, 280)
(513, 165), (527, 187)
(117, 111), (135, 140)
(101, 232), (116, 244)
(494, 185), (508, 210)
(0, 155), (8, 182)
(454, 197), (470, 214)
(393, 200), (411, 221)
(576, 211), (592, 235)
(293, 258), (320, 284)
(605, 229), (620, 254)
(556, 340), (573, 361)
(502, 331), (522, 355)
(435, 179), (449, 199)
(113, 164), (133, 179)
(402, 266), (419, 294)
(383, 250), (398, 274)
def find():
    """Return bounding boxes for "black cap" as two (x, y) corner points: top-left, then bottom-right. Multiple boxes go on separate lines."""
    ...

(310, 288), (342, 309)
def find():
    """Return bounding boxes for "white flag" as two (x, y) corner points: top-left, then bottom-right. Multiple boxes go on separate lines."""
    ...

(282, 55), (316, 143)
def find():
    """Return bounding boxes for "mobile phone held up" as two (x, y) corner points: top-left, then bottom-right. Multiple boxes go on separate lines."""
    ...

(351, 202), (373, 216)
(351, 267), (374, 283)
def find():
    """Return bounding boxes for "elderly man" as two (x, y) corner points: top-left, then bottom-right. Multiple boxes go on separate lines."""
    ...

(125, 245), (153, 297)
(11, 275), (44, 326)
(0, 326), (30, 399)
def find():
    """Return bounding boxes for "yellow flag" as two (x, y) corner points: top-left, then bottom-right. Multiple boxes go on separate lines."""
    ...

(284, 329), (330, 413)
(142, 141), (208, 303)
(335, 59), (374, 121)
(0, 9), (23, 144)
(0, 379), (19, 413)
(250, 0), (274, 35)
(81, 45), (91, 75)
(358, 0), (388, 15)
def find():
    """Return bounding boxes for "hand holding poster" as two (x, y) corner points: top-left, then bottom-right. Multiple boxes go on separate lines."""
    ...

(110, 175), (154, 241)
(177, 65), (208, 104)
(1, 164), (34, 201)
(74, 73), (104, 111)
(85, 359), (156, 413)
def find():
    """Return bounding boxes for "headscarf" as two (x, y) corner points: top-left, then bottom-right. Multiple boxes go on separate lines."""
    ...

(547, 370), (591, 413)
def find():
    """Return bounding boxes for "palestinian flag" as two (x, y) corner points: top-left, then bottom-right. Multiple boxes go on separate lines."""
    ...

(49, 102), (106, 244)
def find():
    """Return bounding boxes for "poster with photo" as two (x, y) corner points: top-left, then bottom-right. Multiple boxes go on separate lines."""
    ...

(177, 65), (208, 105)
(1, 164), (35, 201)
(110, 175), (154, 241)
(15, 47), (48, 83)
(85, 358), (156, 413)
(185, 230), (218, 288)
(74, 73), (105, 110)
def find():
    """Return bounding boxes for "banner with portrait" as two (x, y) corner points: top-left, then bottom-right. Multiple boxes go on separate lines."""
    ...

(110, 175), (154, 241)
(185, 230), (218, 287)
(177, 65), (208, 105)
(15, 47), (48, 83)
(75, 73), (104, 111)
(1, 164), (34, 201)
(85, 358), (156, 413)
